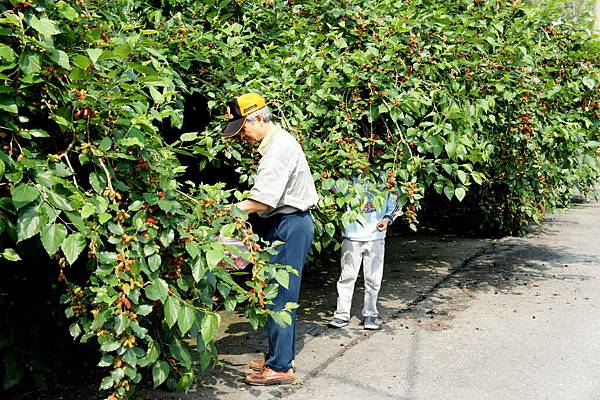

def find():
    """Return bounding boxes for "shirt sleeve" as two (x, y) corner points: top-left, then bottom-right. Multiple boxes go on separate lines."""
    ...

(249, 156), (291, 208)
(383, 192), (401, 222)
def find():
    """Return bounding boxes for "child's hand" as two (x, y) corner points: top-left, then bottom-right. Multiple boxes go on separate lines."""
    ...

(376, 219), (389, 231)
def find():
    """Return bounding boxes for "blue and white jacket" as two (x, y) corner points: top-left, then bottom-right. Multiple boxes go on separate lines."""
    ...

(342, 177), (401, 242)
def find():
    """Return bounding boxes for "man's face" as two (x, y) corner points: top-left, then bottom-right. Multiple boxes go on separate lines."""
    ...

(239, 119), (264, 145)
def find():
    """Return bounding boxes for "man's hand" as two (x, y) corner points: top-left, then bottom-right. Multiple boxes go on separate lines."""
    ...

(236, 199), (270, 214)
(376, 219), (390, 232)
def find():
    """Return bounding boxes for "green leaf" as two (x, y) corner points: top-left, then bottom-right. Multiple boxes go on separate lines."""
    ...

(149, 87), (165, 104)
(80, 202), (95, 219)
(87, 49), (102, 65)
(442, 164), (453, 175)
(97, 251), (117, 264)
(457, 170), (467, 184)
(69, 323), (81, 339)
(0, 159), (7, 180)
(503, 90), (517, 101)
(110, 369), (124, 384)
(98, 213), (111, 224)
(49, 49), (70, 70)
(191, 257), (205, 283)
(11, 184), (40, 209)
(152, 360), (170, 388)
(324, 223), (335, 237)
(51, 115), (70, 127)
(2, 353), (23, 389)
(40, 224), (68, 256)
(336, 179), (349, 194)
(185, 242), (200, 259)
(159, 229), (174, 247)
(72, 55), (91, 69)
(206, 248), (224, 269)
(137, 304), (153, 316)
(57, 1), (78, 21)
(0, 44), (15, 62)
(144, 244), (156, 256)
(60, 233), (87, 265)
(321, 178), (335, 191)
(17, 206), (46, 242)
(100, 376), (114, 390)
(1, 248), (21, 261)
(334, 37), (348, 49)
(445, 141), (457, 159)
(455, 187), (466, 202)
(219, 223), (236, 237)
(443, 185), (454, 201)
(176, 373), (193, 391)
(164, 296), (180, 328)
(582, 76), (595, 90)
(89, 172), (106, 194)
(30, 16), (60, 36)
(0, 97), (17, 114)
(98, 355), (114, 367)
(121, 137), (145, 148)
(147, 254), (161, 272)
(180, 132), (198, 142)
(114, 314), (129, 336)
(217, 282), (231, 299)
(139, 341), (160, 368)
(274, 269), (290, 289)
(47, 191), (73, 211)
(270, 310), (292, 327)
(145, 278), (168, 302)
(128, 200), (143, 212)
(108, 222), (123, 235)
(28, 129), (50, 138)
(198, 349), (212, 371)
(177, 306), (196, 335)
(201, 313), (219, 343)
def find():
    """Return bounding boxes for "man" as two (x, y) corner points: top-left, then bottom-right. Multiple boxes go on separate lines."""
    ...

(223, 92), (318, 385)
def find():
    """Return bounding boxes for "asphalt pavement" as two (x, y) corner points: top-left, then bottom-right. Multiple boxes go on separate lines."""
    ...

(147, 200), (600, 400)
(284, 201), (600, 400)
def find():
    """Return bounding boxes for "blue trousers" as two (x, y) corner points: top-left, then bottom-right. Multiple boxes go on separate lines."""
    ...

(263, 210), (314, 372)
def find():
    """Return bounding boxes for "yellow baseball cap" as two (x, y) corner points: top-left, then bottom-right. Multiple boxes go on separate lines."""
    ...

(223, 93), (267, 137)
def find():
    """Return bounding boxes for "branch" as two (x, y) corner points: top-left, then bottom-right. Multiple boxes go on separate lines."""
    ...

(176, 189), (200, 204)
(63, 155), (79, 189)
(60, 137), (80, 189)
(381, 98), (413, 159)
(98, 158), (114, 192)
(62, 136), (78, 155)
(380, 101), (413, 173)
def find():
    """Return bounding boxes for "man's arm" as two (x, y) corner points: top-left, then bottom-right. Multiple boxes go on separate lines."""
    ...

(236, 199), (270, 214)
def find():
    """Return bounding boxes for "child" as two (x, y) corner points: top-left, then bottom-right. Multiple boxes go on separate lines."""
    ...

(329, 175), (400, 330)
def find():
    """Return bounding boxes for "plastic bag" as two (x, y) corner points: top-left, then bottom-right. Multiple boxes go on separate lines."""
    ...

(217, 236), (251, 270)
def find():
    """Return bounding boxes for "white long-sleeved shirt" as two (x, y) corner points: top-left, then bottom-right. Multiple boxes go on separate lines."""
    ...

(342, 177), (400, 241)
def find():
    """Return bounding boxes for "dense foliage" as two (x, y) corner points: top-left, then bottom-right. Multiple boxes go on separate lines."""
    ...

(0, 0), (598, 398)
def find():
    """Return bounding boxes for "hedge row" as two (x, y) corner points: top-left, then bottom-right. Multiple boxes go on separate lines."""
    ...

(0, 0), (598, 398)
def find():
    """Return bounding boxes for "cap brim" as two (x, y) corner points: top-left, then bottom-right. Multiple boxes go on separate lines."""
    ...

(223, 117), (246, 138)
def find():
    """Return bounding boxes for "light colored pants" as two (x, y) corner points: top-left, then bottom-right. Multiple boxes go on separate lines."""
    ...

(333, 238), (385, 320)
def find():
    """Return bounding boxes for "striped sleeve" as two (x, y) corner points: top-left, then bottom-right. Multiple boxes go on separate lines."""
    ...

(383, 192), (401, 222)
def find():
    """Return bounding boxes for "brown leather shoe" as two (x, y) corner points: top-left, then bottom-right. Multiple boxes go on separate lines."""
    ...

(244, 366), (295, 386)
(249, 358), (296, 371)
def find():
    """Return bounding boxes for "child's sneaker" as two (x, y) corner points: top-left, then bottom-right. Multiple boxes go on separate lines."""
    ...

(328, 318), (349, 328)
(363, 316), (380, 330)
